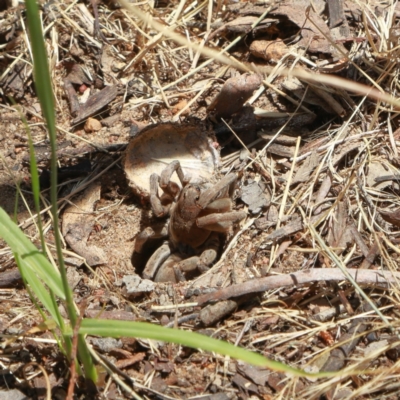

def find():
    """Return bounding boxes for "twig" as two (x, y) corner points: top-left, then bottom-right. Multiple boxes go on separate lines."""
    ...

(195, 268), (400, 306)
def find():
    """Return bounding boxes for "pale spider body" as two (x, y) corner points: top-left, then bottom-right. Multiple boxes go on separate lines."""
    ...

(134, 161), (246, 283)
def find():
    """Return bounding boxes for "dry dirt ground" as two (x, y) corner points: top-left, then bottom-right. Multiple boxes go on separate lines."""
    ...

(2, 0), (400, 399)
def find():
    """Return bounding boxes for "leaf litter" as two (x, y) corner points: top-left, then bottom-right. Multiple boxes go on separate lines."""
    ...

(1, 0), (400, 398)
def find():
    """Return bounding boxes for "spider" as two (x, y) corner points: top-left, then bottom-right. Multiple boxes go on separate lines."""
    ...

(134, 160), (246, 282)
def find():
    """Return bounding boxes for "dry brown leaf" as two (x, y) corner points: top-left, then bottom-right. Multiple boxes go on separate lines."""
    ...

(207, 73), (262, 118)
(366, 161), (392, 190)
(62, 183), (107, 266)
(249, 39), (289, 63)
(379, 208), (400, 228)
(270, 2), (347, 59)
(292, 150), (319, 185)
(327, 201), (353, 253)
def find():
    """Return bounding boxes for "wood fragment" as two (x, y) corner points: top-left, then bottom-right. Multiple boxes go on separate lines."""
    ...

(349, 225), (370, 257)
(327, 0), (345, 28)
(199, 300), (238, 326)
(195, 269), (400, 306)
(71, 85), (118, 125)
(321, 302), (375, 372)
(379, 208), (400, 228)
(360, 233), (382, 269)
(63, 78), (80, 116)
(308, 85), (346, 117)
(207, 73), (262, 119)
(62, 183), (107, 266)
(0, 269), (21, 287)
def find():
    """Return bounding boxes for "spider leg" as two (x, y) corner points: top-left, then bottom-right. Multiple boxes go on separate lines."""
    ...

(160, 160), (191, 195)
(197, 173), (237, 209)
(197, 211), (246, 232)
(134, 223), (169, 254)
(172, 233), (220, 281)
(150, 173), (177, 217)
(204, 198), (232, 213)
(143, 242), (172, 280)
(154, 253), (184, 283)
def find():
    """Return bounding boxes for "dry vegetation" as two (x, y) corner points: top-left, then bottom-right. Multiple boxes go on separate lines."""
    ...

(1, 0), (400, 398)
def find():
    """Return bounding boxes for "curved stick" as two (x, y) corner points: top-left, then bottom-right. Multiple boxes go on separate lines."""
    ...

(195, 268), (400, 305)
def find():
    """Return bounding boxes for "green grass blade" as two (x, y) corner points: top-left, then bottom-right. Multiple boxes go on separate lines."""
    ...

(8, 100), (47, 254)
(24, 0), (56, 128)
(79, 319), (325, 377)
(24, 0), (77, 327)
(0, 208), (65, 299)
(17, 255), (61, 321)
(24, 1), (98, 381)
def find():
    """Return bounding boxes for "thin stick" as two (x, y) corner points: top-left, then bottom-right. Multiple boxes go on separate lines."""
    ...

(195, 268), (400, 306)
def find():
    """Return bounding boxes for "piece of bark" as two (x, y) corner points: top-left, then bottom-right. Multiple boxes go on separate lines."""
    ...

(63, 78), (80, 116)
(101, 114), (121, 127)
(249, 39), (289, 63)
(207, 73), (262, 119)
(348, 225), (369, 257)
(115, 353), (146, 370)
(327, 201), (353, 253)
(208, 16), (278, 42)
(72, 85), (118, 125)
(269, 2), (346, 58)
(379, 208), (400, 228)
(360, 233), (382, 269)
(195, 269), (400, 306)
(313, 174), (332, 215)
(0, 389), (27, 400)
(328, 0), (350, 43)
(0, 269), (22, 287)
(308, 85), (346, 117)
(328, 0), (345, 28)
(266, 143), (295, 158)
(85, 309), (137, 320)
(258, 132), (298, 145)
(232, 373), (259, 394)
(200, 300), (238, 326)
(292, 150), (319, 185)
(214, 106), (315, 145)
(375, 174), (400, 184)
(61, 183), (107, 266)
(237, 362), (269, 386)
(321, 302), (374, 372)
(122, 274), (155, 297)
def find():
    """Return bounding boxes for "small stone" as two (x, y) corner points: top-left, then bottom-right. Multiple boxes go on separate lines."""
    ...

(91, 337), (122, 353)
(240, 180), (269, 214)
(123, 274), (155, 297)
(0, 389), (27, 400)
(84, 117), (102, 132)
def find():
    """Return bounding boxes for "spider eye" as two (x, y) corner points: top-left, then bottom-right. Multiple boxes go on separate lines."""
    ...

(195, 195), (200, 201)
